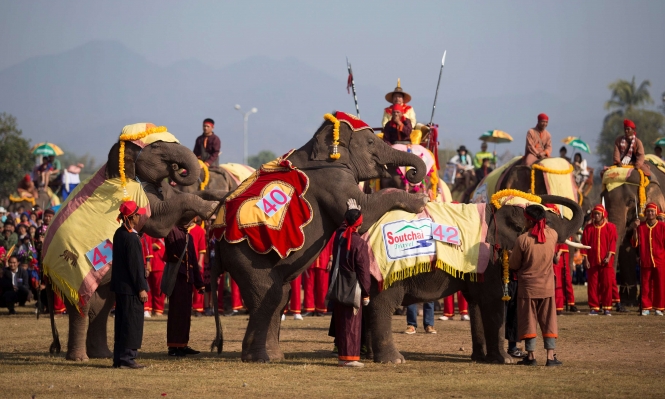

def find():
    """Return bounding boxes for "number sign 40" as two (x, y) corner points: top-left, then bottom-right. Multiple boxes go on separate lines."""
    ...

(257, 187), (292, 217)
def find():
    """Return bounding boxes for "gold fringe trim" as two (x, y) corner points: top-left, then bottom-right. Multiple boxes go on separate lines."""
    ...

(9, 194), (36, 205)
(198, 160), (210, 190)
(323, 113), (341, 160)
(531, 163), (574, 194)
(382, 259), (478, 290)
(43, 264), (81, 312)
(491, 189), (541, 210)
(118, 125), (168, 202)
(607, 165), (648, 216)
(501, 250), (511, 301)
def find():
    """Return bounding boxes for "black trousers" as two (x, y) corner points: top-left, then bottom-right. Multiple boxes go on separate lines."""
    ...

(113, 294), (144, 366)
(167, 274), (192, 347)
(505, 280), (519, 343)
(3, 286), (30, 312)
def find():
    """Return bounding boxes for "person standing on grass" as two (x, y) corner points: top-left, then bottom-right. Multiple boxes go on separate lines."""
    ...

(111, 200), (149, 369)
(580, 205), (617, 316)
(509, 205), (561, 366)
(631, 203), (665, 316)
(330, 199), (371, 368)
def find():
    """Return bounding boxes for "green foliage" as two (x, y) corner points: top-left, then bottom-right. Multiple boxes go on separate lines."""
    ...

(597, 109), (664, 166)
(604, 76), (653, 113)
(248, 150), (277, 170)
(0, 113), (33, 199)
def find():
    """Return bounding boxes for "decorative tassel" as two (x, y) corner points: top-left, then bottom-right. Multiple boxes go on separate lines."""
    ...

(502, 250), (511, 301)
(323, 113), (341, 160)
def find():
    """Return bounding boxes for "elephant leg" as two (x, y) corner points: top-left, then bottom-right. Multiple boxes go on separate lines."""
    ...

(367, 286), (406, 364)
(476, 288), (511, 364)
(239, 272), (288, 362)
(65, 299), (90, 361)
(465, 293), (487, 362)
(86, 283), (115, 359)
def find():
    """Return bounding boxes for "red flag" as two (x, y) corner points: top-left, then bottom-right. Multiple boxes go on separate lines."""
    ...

(347, 73), (353, 94)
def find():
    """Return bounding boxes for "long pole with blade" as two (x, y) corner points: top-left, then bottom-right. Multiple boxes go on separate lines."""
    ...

(428, 51), (447, 126)
(346, 57), (360, 118)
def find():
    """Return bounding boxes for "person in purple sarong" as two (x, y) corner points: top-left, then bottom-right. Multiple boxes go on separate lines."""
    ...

(330, 199), (371, 368)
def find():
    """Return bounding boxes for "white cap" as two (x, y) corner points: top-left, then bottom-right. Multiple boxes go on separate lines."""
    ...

(0, 207), (6, 213)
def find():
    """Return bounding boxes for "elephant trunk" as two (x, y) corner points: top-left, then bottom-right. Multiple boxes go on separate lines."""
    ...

(377, 146), (428, 184)
(539, 194), (585, 241)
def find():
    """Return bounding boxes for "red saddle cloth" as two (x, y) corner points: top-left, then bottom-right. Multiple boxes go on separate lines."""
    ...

(211, 150), (313, 258)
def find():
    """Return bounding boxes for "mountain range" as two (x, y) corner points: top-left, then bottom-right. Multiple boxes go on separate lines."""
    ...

(0, 40), (607, 166)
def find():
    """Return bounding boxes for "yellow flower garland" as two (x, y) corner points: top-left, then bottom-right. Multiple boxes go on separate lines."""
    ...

(607, 164), (648, 216)
(502, 250), (511, 301)
(323, 113), (341, 160)
(9, 194), (36, 206)
(530, 163), (574, 194)
(491, 189), (542, 210)
(118, 126), (168, 201)
(198, 160), (210, 190)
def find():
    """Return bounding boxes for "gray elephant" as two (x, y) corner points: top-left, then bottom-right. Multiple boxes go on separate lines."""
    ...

(210, 111), (429, 362)
(364, 194), (584, 364)
(48, 129), (221, 361)
(176, 162), (238, 202)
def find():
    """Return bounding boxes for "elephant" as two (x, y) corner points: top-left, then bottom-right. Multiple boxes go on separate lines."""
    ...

(176, 162), (239, 202)
(603, 164), (665, 305)
(7, 187), (57, 213)
(210, 112), (430, 362)
(49, 134), (221, 361)
(364, 194), (584, 364)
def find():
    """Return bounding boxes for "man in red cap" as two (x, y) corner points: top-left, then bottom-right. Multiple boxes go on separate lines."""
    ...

(509, 205), (561, 366)
(631, 203), (665, 316)
(523, 114), (552, 166)
(580, 204), (617, 316)
(613, 119), (650, 176)
(382, 104), (413, 144)
(193, 118), (221, 167)
(111, 200), (149, 369)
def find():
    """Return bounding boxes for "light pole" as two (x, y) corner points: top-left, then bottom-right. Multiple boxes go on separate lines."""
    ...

(235, 104), (258, 165)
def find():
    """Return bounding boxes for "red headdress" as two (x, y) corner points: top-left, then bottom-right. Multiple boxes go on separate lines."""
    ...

(342, 214), (363, 250)
(538, 113), (549, 122)
(624, 119), (636, 130)
(524, 209), (547, 243)
(392, 104), (405, 113)
(645, 202), (659, 212)
(592, 204), (607, 219)
(544, 203), (560, 216)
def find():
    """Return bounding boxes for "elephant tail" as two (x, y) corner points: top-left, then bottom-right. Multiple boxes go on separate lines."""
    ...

(45, 283), (62, 355)
(209, 251), (224, 354)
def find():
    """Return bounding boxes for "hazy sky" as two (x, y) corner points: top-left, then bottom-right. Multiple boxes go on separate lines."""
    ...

(2, 0), (664, 103)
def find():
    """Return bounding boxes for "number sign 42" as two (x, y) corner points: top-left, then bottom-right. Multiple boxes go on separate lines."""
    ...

(257, 186), (292, 217)
(431, 223), (461, 246)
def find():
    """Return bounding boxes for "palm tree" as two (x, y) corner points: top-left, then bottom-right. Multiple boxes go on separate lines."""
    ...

(604, 76), (653, 114)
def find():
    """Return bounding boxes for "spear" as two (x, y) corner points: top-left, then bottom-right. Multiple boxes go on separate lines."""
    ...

(428, 50), (447, 126)
(346, 57), (360, 118)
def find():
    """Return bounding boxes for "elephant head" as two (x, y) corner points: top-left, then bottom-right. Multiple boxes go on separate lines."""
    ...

(307, 116), (427, 184)
(106, 140), (200, 187)
(490, 194), (585, 249)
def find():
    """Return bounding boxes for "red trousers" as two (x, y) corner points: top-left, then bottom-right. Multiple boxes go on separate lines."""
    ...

(554, 265), (575, 310)
(587, 265), (614, 311)
(192, 286), (204, 313)
(443, 292), (468, 316)
(287, 276), (301, 314)
(144, 271), (165, 314)
(53, 293), (66, 314)
(217, 275), (244, 313)
(303, 268), (329, 313)
(641, 267), (665, 311)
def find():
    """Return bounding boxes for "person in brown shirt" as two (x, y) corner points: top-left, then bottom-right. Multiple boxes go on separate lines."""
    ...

(193, 118), (221, 167)
(523, 113), (552, 166)
(509, 205), (562, 366)
(613, 119), (650, 176)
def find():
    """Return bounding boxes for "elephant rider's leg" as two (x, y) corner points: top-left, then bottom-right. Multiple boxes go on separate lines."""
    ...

(238, 268), (289, 362)
(86, 281), (115, 359)
(65, 299), (90, 361)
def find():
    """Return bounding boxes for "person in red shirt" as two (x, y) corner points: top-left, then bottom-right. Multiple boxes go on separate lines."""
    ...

(188, 218), (207, 316)
(545, 204), (579, 314)
(302, 238), (333, 316)
(143, 235), (166, 316)
(382, 104), (413, 145)
(631, 203), (665, 316)
(580, 204), (617, 316)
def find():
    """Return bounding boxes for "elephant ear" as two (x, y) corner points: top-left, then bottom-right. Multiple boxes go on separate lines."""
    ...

(310, 121), (351, 163)
(106, 142), (140, 180)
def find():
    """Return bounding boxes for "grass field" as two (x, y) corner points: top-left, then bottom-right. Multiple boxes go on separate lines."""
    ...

(2, 286), (665, 398)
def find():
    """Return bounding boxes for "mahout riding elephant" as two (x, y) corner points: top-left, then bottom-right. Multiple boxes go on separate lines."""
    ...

(210, 112), (429, 362)
(364, 194), (584, 364)
(48, 130), (221, 361)
(603, 164), (665, 305)
(7, 187), (57, 212)
(176, 162), (239, 201)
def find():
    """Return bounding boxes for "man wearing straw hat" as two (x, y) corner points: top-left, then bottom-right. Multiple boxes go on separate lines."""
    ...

(381, 79), (417, 128)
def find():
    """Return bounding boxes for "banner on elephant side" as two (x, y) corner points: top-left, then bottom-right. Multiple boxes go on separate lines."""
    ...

(382, 218), (436, 261)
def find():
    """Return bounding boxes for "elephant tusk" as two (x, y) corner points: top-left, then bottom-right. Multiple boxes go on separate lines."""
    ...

(565, 239), (590, 250)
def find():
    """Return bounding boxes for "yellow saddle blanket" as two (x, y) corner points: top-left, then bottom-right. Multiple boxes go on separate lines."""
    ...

(602, 166), (635, 192)
(362, 202), (491, 289)
(533, 157), (576, 218)
(645, 154), (665, 175)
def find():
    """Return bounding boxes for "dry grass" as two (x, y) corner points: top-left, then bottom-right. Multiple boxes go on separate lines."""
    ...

(2, 286), (665, 399)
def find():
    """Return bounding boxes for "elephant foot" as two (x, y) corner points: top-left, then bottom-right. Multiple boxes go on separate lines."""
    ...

(485, 350), (513, 364)
(470, 351), (486, 363)
(241, 347), (284, 363)
(65, 350), (89, 362)
(87, 346), (113, 359)
(372, 349), (406, 364)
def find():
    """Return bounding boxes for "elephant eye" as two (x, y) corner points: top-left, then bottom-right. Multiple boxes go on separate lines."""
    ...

(368, 138), (374, 145)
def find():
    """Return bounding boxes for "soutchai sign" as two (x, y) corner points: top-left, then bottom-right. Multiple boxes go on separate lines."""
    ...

(382, 218), (461, 261)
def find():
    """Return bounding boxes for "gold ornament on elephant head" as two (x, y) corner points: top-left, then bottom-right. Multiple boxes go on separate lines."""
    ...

(323, 113), (341, 160)
(117, 123), (169, 201)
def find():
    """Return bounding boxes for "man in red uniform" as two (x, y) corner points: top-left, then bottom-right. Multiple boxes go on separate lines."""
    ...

(631, 203), (665, 316)
(141, 234), (153, 318)
(283, 275), (303, 320)
(545, 204), (578, 314)
(143, 235), (166, 316)
(613, 119), (650, 177)
(439, 292), (469, 321)
(523, 114), (552, 166)
(303, 238), (333, 316)
(188, 219), (207, 316)
(581, 204), (617, 316)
